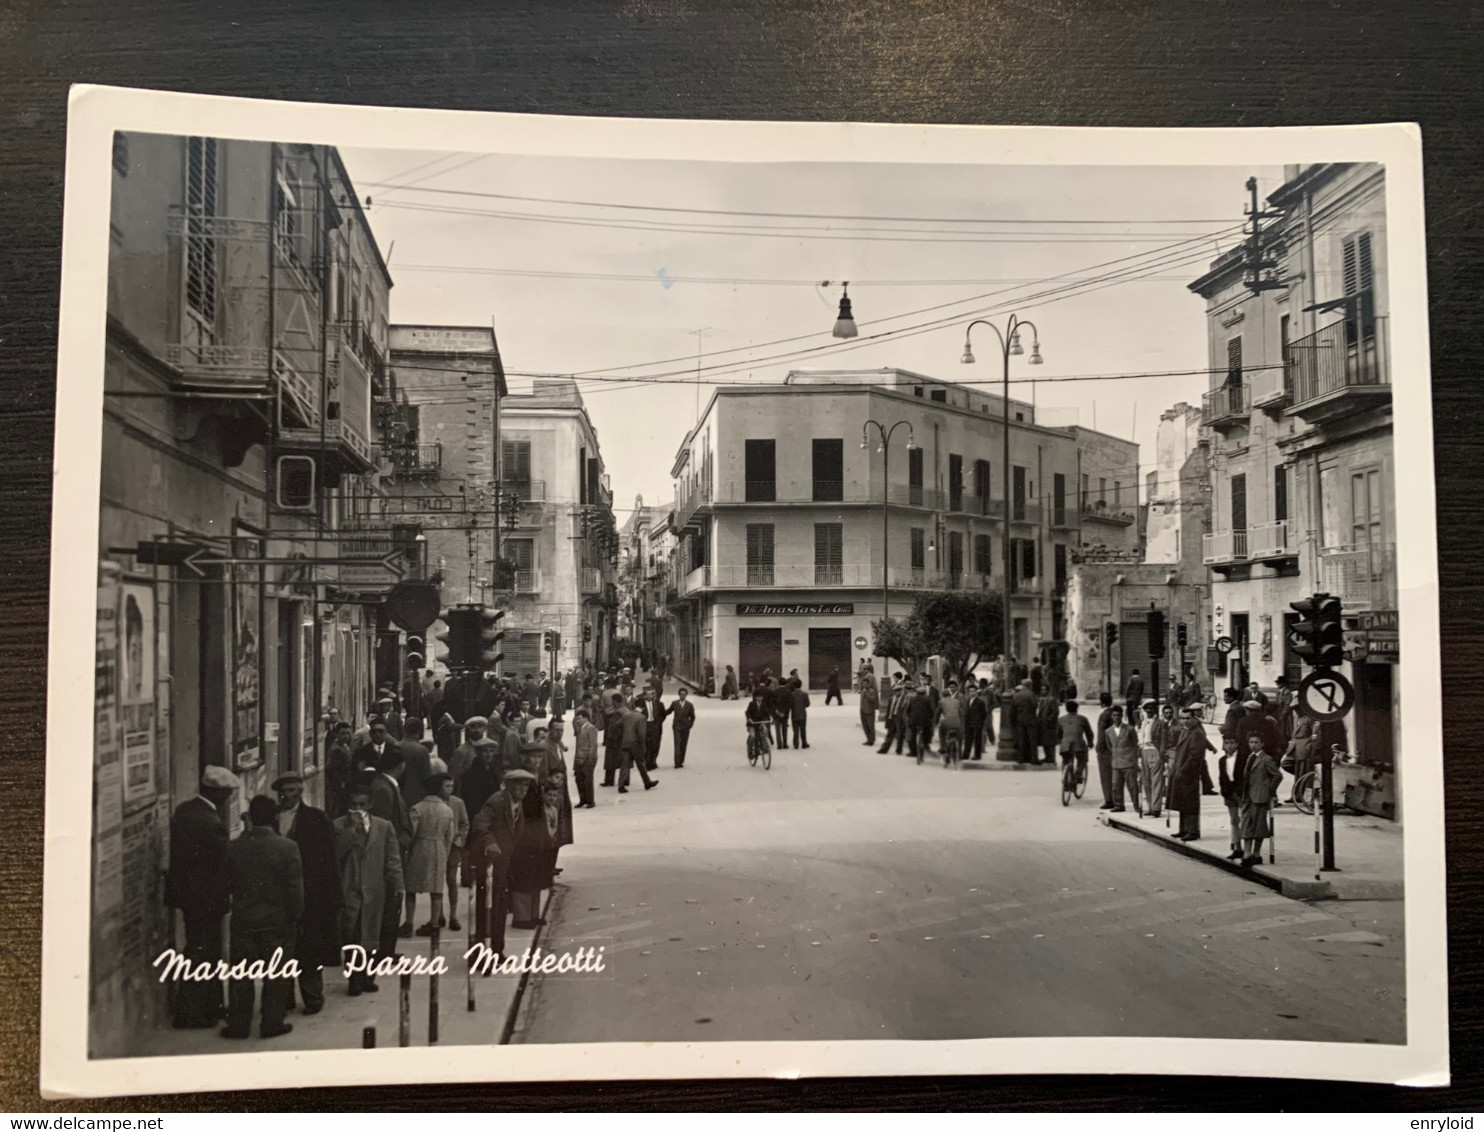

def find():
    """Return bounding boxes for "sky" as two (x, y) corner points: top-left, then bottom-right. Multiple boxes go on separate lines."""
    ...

(339, 147), (1283, 517)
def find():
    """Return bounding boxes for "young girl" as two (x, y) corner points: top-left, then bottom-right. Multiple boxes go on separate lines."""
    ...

(408, 773), (457, 935)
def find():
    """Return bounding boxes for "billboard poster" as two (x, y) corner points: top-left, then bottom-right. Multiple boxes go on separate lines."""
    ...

(231, 525), (263, 770)
(118, 581), (155, 808)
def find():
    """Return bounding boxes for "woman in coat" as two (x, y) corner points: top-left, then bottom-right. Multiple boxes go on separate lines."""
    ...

(407, 773), (457, 935)
(1239, 732), (1284, 866)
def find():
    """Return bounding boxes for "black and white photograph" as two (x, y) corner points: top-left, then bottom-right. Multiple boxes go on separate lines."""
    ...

(41, 88), (1446, 1097)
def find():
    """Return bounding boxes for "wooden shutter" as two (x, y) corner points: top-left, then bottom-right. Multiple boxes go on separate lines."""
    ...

(1227, 336), (1242, 384)
(949, 454), (963, 509)
(746, 524), (774, 567)
(1231, 473), (1247, 531)
(812, 439), (843, 501)
(1274, 465), (1288, 522)
(502, 440), (531, 482)
(908, 446), (924, 488)
(814, 523), (842, 567)
(974, 534), (992, 574)
(745, 439), (776, 501)
(948, 532), (964, 578)
(910, 527), (925, 569)
(1054, 543), (1067, 591)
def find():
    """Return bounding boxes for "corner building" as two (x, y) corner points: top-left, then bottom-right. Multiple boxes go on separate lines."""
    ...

(669, 369), (1139, 690)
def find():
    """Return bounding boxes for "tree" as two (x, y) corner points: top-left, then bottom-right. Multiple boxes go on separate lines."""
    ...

(870, 615), (927, 677)
(906, 591), (1004, 686)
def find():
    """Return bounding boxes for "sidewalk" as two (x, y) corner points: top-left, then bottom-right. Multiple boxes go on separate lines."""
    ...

(1099, 765), (1404, 902)
(138, 889), (553, 1055)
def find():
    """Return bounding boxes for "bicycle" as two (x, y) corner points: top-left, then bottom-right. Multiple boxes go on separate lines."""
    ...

(1060, 754), (1089, 806)
(747, 721), (772, 770)
(1290, 747), (1350, 816)
(941, 729), (962, 770)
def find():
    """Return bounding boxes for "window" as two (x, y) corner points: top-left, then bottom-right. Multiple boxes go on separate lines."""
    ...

(973, 459), (991, 514)
(579, 446), (588, 505)
(812, 438), (844, 502)
(1054, 543), (1068, 594)
(744, 439), (776, 502)
(974, 533), (993, 575)
(908, 445), (925, 506)
(1081, 473), (1090, 508)
(1010, 537), (1036, 590)
(502, 439), (532, 484)
(930, 388), (947, 403)
(910, 527), (925, 572)
(1275, 464), (1288, 523)
(1351, 468), (1383, 546)
(184, 136), (219, 330)
(913, 386), (924, 398)
(948, 454), (964, 512)
(506, 538), (536, 590)
(1013, 466), (1027, 521)
(1053, 473), (1066, 525)
(1099, 477), (1107, 504)
(815, 523), (843, 585)
(948, 532), (964, 586)
(112, 132), (129, 177)
(1114, 481), (1122, 507)
(746, 523), (775, 585)
(1227, 336), (1243, 385)
(1342, 231), (1377, 344)
(1231, 473), (1247, 532)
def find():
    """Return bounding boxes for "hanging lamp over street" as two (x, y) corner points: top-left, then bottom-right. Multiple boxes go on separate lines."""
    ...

(832, 283), (858, 339)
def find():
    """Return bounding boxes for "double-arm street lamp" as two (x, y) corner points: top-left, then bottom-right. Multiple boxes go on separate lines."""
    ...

(961, 315), (1043, 753)
(862, 419), (915, 681)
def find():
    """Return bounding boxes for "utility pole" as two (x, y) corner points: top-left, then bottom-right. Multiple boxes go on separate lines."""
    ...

(693, 328), (711, 422)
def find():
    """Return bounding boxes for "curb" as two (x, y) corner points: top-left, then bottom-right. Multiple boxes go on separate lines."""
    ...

(498, 883), (559, 1045)
(1100, 812), (1299, 896)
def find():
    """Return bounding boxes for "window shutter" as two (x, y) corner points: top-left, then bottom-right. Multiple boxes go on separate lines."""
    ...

(1227, 337), (1242, 384)
(908, 446), (924, 487)
(1275, 465), (1288, 523)
(1023, 539), (1036, 578)
(1231, 473), (1247, 531)
(1357, 232), (1373, 293)
(746, 524), (774, 567)
(1342, 236), (1359, 296)
(814, 523), (842, 567)
(910, 528), (925, 569)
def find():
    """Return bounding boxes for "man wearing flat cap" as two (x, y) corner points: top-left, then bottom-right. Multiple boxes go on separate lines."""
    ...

(164, 764), (239, 1028)
(469, 768), (534, 955)
(274, 772), (340, 1016)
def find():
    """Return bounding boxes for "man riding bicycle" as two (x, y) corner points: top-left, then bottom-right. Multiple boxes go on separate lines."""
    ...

(745, 688), (773, 757)
(1057, 698), (1094, 778)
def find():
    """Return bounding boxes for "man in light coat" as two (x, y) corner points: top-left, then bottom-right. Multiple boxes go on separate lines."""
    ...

(1105, 706), (1142, 814)
(334, 777), (405, 995)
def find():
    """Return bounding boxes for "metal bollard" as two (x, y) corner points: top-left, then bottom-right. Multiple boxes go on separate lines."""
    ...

(467, 877), (477, 1012)
(362, 1025), (376, 1049)
(429, 893), (441, 1044)
(399, 972), (412, 1048)
(1268, 798), (1276, 864)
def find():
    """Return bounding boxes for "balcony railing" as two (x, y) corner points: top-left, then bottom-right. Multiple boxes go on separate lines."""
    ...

(1202, 381), (1251, 428)
(1319, 542), (1397, 612)
(385, 442), (442, 480)
(744, 480), (777, 503)
(580, 567), (601, 594)
(674, 480), (712, 530)
(1009, 501), (1042, 525)
(1081, 500), (1137, 525)
(1049, 506), (1072, 528)
(505, 480), (546, 503)
(1248, 519), (1292, 560)
(813, 480), (845, 503)
(1289, 316), (1390, 413)
(1202, 529), (1249, 565)
(679, 564), (711, 595)
(513, 569), (542, 593)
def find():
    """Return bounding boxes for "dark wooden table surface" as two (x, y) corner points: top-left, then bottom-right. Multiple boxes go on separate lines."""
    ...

(1, 0), (1480, 1112)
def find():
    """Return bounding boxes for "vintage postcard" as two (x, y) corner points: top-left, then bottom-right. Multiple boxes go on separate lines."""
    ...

(41, 86), (1446, 1097)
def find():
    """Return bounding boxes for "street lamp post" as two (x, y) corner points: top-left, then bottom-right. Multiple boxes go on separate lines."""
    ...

(961, 314), (1043, 760)
(861, 419), (915, 683)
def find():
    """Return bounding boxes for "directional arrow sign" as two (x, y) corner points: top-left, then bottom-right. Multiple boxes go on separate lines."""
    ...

(178, 548), (407, 579)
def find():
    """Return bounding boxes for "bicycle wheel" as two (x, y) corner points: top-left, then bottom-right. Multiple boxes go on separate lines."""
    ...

(1074, 762), (1088, 799)
(747, 734), (757, 766)
(1061, 763), (1073, 806)
(1292, 771), (1316, 815)
(761, 741), (772, 770)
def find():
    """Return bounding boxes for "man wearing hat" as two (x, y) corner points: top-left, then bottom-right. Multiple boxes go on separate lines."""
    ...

(223, 795), (303, 1039)
(273, 772), (341, 1016)
(334, 776), (404, 994)
(164, 764), (239, 1028)
(469, 768), (534, 955)
(368, 748), (413, 946)
(448, 715), (491, 789)
(354, 718), (395, 777)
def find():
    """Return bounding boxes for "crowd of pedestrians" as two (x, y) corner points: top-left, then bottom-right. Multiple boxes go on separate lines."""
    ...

(160, 660), (687, 1041)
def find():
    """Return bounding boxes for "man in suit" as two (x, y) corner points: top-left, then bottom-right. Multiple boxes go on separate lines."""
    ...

(618, 699), (658, 793)
(1124, 669), (1145, 727)
(669, 686), (696, 768)
(770, 678), (792, 750)
(469, 768), (534, 955)
(1010, 680), (1040, 765)
(1105, 706), (1142, 814)
(905, 679), (935, 761)
(273, 773), (341, 1016)
(1094, 692), (1117, 809)
(965, 683), (989, 761)
(223, 795), (304, 1039)
(858, 668), (879, 747)
(164, 764), (238, 1029)
(876, 673), (907, 755)
(368, 748), (413, 947)
(334, 777), (405, 994)
(354, 719), (394, 775)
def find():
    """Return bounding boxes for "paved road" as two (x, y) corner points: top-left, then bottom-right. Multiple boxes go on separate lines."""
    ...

(513, 685), (1404, 1046)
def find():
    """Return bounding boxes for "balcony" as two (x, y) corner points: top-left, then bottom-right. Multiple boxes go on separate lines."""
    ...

(1202, 529), (1249, 566)
(1008, 501), (1042, 526)
(1049, 506), (1073, 529)
(580, 567), (601, 595)
(384, 442), (442, 481)
(514, 569), (543, 594)
(506, 480), (546, 503)
(1319, 542), (1397, 612)
(1081, 500), (1136, 526)
(1202, 381), (1251, 432)
(674, 481), (712, 532)
(274, 324), (376, 474)
(1248, 519), (1295, 563)
(1289, 317), (1391, 424)
(679, 564), (711, 596)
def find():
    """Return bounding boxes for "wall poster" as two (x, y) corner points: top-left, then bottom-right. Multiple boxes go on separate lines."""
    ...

(118, 580), (156, 809)
(231, 523), (264, 770)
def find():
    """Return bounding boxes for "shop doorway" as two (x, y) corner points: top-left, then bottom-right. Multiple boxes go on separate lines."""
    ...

(807, 627), (852, 690)
(738, 627), (782, 686)
(1356, 661), (1395, 768)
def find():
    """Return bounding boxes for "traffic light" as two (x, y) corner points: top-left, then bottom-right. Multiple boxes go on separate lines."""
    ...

(435, 606), (481, 670)
(542, 628), (561, 654)
(1289, 592), (1344, 668)
(405, 633), (426, 672)
(1105, 622), (1118, 647)
(479, 606), (505, 671)
(1147, 609), (1166, 659)
(583, 622), (593, 643)
(1177, 621), (1188, 649)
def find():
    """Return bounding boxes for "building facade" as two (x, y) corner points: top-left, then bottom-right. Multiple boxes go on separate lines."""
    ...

(1191, 162), (1397, 812)
(617, 495), (676, 663)
(95, 134), (393, 1054)
(669, 369), (1139, 690)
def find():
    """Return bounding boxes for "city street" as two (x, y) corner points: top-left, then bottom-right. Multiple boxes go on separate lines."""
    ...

(514, 684), (1404, 1046)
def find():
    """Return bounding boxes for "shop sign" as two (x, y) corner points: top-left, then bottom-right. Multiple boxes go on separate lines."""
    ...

(736, 603), (854, 616)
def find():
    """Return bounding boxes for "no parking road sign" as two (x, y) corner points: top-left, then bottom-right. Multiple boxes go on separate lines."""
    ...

(1298, 669), (1355, 723)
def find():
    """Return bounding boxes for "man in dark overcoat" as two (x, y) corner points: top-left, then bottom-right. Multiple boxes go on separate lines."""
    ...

(164, 764), (238, 1029)
(469, 768), (534, 955)
(1010, 680), (1040, 765)
(669, 686), (696, 768)
(368, 748), (412, 949)
(223, 795), (303, 1039)
(274, 772), (341, 1016)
